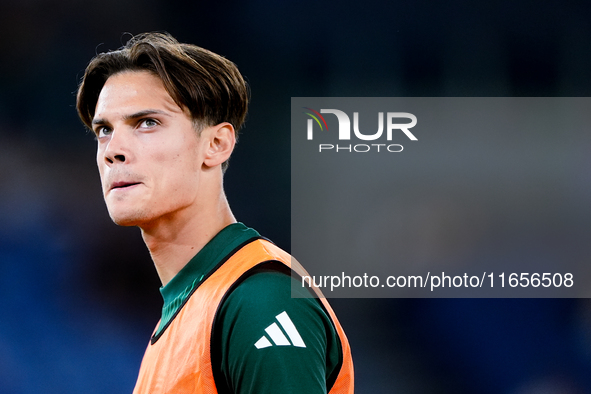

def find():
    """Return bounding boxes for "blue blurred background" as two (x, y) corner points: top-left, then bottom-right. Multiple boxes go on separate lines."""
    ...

(1, 0), (591, 393)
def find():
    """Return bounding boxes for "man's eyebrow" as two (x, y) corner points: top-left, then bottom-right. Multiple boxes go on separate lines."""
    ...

(123, 109), (172, 121)
(91, 117), (107, 126)
(91, 109), (172, 125)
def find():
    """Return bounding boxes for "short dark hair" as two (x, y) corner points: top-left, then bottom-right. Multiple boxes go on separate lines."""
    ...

(76, 32), (249, 172)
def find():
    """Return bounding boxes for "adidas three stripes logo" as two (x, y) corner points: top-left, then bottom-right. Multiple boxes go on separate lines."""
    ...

(254, 311), (306, 349)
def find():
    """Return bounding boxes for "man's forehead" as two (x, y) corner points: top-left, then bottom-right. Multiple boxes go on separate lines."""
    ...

(94, 71), (181, 121)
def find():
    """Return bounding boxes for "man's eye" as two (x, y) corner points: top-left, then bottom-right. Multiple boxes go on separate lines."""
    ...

(96, 126), (112, 137)
(140, 119), (158, 128)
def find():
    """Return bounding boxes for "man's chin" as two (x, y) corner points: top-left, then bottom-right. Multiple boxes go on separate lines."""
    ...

(108, 210), (148, 227)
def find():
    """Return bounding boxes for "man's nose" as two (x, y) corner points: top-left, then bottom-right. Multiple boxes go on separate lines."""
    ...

(103, 129), (130, 164)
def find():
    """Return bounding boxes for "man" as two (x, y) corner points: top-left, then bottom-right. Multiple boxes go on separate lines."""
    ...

(76, 32), (353, 393)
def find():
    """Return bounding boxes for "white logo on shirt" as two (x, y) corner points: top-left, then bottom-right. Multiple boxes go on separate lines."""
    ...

(254, 311), (306, 349)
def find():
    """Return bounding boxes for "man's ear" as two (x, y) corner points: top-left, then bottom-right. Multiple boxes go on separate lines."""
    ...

(203, 122), (236, 168)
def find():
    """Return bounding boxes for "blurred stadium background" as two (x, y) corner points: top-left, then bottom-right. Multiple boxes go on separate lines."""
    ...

(1, 0), (591, 393)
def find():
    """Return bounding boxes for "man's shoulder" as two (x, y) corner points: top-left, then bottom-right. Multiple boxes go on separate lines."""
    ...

(213, 269), (342, 394)
(219, 268), (328, 326)
(215, 267), (337, 355)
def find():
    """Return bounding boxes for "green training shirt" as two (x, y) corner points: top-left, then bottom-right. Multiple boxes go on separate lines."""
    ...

(154, 223), (342, 393)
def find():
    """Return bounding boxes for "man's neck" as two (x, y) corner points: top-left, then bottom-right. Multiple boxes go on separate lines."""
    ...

(140, 193), (236, 286)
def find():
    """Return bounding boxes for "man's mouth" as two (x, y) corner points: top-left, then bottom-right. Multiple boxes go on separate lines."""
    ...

(111, 181), (141, 190)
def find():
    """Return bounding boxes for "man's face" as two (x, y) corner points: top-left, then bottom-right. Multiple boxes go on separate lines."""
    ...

(93, 71), (206, 227)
